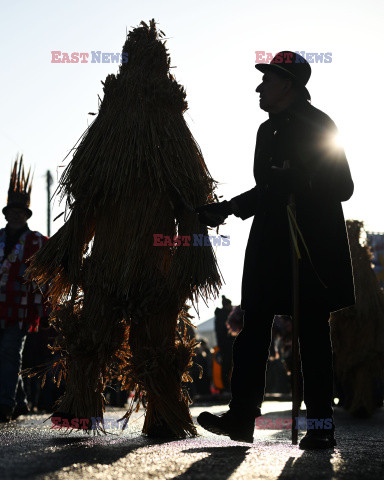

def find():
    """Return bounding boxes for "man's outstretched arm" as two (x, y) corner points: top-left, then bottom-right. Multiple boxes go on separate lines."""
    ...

(196, 186), (260, 226)
(230, 186), (260, 220)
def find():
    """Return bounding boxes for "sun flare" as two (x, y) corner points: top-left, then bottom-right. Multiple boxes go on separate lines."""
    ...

(333, 132), (345, 149)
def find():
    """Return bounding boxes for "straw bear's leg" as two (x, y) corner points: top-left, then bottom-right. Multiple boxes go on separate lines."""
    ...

(129, 304), (196, 438)
(53, 288), (126, 429)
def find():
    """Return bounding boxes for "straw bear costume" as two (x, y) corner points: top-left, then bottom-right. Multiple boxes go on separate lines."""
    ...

(28, 20), (221, 437)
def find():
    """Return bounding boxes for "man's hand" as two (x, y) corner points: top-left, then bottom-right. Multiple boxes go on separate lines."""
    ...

(195, 200), (233, 227)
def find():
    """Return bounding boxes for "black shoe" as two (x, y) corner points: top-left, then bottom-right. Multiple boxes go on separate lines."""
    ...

(0, 404), (13, 423)
(299, 430), (336, 450)
(197, 409), (258, 443)
(11, 404), (30, 420)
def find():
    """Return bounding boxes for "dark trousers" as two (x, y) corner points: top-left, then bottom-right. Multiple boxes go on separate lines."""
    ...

(229, 295), (333, 421)
(0, 324), (28, 409)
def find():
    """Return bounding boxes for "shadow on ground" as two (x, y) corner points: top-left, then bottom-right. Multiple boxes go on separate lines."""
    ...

(0, 425), (167, 479)
(173, 446), (250, 480)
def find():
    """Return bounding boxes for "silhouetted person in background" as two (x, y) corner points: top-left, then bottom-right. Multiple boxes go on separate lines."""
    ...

(191, 339), (213, 397)
(214, 295), (234, 391)
(196, 51), (354, 449)
(0, 157), (48, 422)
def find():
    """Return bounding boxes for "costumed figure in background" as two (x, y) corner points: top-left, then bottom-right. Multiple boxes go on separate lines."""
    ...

(331, 220), (384, 417)
(214, 295), (234, 391)
(27, 20), (221, 438)
(0, 156), (48, 422)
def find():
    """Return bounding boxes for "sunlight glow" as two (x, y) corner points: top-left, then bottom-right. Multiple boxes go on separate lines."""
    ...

(333, 133), (344, 149)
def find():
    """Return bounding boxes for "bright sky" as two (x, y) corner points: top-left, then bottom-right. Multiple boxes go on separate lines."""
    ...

(1, 0), (383, 324)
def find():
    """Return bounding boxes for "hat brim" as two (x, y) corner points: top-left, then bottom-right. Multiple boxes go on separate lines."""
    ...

(2, 205), (32, 219)
(255, 63), (311, 100)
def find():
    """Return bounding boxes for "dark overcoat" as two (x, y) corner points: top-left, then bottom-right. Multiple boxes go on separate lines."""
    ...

(232, 98), (355, 314)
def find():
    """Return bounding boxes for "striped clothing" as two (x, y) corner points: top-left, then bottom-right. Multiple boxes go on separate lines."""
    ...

(0, 228), (48, 332)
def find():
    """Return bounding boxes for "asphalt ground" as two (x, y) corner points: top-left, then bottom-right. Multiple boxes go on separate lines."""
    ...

(0, 401), (383, 480)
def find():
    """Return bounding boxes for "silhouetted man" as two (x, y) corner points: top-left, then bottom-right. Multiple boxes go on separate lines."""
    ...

(196, 51), (354, 449)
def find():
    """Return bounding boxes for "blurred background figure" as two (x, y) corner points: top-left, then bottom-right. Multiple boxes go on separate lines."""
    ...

(214, 296), (234, 392)
(190, 339), (213, 397)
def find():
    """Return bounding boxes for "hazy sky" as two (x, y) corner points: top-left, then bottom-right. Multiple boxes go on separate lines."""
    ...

(1, 0), (383, 324)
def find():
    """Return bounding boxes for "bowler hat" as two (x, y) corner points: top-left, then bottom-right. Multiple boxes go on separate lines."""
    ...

(256, 51), (311, 100)
(2, 203), (32, 219)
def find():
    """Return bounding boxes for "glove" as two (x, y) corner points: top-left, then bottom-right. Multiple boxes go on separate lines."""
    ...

(267, 167), (308, 194)
(195, 200), (233, 227)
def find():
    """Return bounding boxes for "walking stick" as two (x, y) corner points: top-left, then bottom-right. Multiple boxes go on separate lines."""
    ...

(288, 191), (300, 445)
(280, 158), (301, 446)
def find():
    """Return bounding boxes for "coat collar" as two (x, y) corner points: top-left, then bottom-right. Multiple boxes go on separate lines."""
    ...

(269, 97), (310, 130)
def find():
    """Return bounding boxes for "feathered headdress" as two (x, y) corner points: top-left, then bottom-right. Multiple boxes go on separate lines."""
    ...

(2, 155), (33, 218)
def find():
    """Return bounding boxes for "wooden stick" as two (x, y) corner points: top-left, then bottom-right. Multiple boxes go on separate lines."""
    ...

(289, 192), (300, 445)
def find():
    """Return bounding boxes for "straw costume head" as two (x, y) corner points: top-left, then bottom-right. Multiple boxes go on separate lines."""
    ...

(3, 156), (32, 219)
(27, 20), (221, 437)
